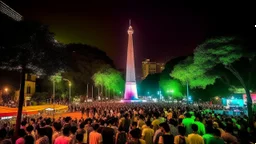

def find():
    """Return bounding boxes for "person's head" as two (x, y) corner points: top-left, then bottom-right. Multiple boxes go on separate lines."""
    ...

(0, 128), (7, 139)
(70, 126), (77, 134)
(154, 112), (160, 119)
(92, 123), (99, 131)
(37, 128), (46, 137)
(129, 128), (141, 139)
(169, 119), (178, 127)
(25, 135), (34, 144)
(65, 117), (71, 123)
(26, 125), (34, 133)
(53, 122), (62, 132)
(139, 115), (144, 120)
(21, 121), (27, 127)
(132, 122), (137, 129)
(226, 124), (234, 133)
(107, 119), (113, 126)
(118, 126), (124, 132)
(63, 127), (70, 136)
(146, 120), (151, 127)
(185, 113), (191, 118)
(18, 129), (26, 137)
(79, 122), (85, 129)
(45, 118), (51, 125)
(213, 129), (221, 137)
(178, 126), (186, 136)
(191, 124), (198, 132)
(76, 133), (84, 143)
(159, 122), (170, 133)
(30, 118), (35, 124)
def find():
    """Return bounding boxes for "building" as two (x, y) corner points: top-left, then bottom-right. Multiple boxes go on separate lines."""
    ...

(142, 59), (165, 79)
(15, 74), (37, 106)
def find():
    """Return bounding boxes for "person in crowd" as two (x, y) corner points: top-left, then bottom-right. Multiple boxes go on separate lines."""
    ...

(127, 128), (145, 144)
(89, 123), (102, 144)
(174, 126), (188, 144)
(152, 112), (161, 132)
(101, 119), (115, 144)
(115, 126), (127, 144)
(16, 129), (26, 144)
(141, 120), (154, 144)
(52, 122), (62, 144)
(70, 126), (78, 144)
(208, 129), (224, 144)
(25, 135), (35, 144)
(194, 116), (205, 136)
(158, 122), (174, 144)
(54, 127), (71, 144)
(169, 119), (179, 137)
(221, 124), (238, 144)
(187, 124), (204, 144)
(36, 128), (49, 144)
(182, 113), (194, 136)
(76, 134), (84, 144)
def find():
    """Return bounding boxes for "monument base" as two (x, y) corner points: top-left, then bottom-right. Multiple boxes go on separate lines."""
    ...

(120, 99), (147, 103)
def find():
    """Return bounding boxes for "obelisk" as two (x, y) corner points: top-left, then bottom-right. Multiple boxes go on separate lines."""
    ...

(123, 20), (139, 101)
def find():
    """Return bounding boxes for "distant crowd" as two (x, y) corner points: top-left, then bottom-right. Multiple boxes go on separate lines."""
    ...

(0, 102), (255, 144)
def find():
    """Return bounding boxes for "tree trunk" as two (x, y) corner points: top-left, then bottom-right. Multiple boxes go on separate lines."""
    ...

(245, 88), (253, 125)
(226, 65), (253, 124)
(15, 67), (26, 137)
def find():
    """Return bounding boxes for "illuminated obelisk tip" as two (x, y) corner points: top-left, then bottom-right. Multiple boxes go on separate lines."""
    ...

(123, 20), (139, 101)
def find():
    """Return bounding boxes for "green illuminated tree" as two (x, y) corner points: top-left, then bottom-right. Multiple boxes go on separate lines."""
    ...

(193, 37), (254, 123)
(171, 57), (217, 100)
(159, 79), (183, 99)
(92, 65), (124, 98)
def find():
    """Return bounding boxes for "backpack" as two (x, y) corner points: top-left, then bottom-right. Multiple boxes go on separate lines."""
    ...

(179, 136), (186, 144)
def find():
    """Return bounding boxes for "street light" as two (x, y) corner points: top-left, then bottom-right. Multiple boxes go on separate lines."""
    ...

(4, 88), (8, 92)
(63, 78), (72, 104)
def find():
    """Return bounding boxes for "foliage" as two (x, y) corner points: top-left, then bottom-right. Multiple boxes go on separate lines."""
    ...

(159, 79), (183, 99)
(0, 20), (66, 136)
(171, 57), (217, 89)
(193, 36), (254, 123)
(92, 65), (124, 95)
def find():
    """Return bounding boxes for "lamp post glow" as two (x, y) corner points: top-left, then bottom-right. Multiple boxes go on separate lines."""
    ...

(4, 88), (8, 92)
(63, 78), (72, 104)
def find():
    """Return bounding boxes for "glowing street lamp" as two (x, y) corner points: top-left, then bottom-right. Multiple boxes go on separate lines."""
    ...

(4, 88), (8, 92)
(63, 78), (72, 104)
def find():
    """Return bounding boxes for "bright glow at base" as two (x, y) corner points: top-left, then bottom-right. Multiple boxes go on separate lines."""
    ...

(120, 99), (147, 103)
(124, 82), (138, 100)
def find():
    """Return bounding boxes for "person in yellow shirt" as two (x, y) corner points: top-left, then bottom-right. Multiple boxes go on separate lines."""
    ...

(152, 112), (160, 132)
(187, 124), (204, 144)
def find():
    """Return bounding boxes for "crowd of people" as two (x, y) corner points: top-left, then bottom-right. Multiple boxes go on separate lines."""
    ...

(0, 102), (256, 144)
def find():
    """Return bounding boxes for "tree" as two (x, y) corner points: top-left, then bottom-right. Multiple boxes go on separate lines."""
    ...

(92, 65), (124, 98)
(0, 20), (66, 136)
(159, 79), (183, 99)
(193, 37), (254, 123)
(171, 57), (217, 100)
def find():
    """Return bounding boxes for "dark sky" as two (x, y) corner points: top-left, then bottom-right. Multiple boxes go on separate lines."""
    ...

(3, 0), (256, 76)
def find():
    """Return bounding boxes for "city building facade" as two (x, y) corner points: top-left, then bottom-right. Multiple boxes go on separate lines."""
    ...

(15, 74), (36, 106)
(142, 59), (165, 79)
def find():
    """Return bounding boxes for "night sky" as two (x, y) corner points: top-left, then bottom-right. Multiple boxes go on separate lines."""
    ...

(3, 0), (256, 76)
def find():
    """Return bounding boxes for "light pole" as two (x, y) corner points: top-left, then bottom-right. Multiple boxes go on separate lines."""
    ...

(63, 78), (71, 104)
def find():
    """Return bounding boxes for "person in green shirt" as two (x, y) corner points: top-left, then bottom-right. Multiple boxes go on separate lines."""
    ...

(208, 129), (224, 144)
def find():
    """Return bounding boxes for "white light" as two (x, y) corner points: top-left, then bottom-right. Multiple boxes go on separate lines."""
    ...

(45, 108), (54, 111)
